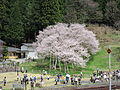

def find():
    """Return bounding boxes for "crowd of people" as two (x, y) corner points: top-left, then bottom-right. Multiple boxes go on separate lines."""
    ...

(90, 69), (120, 83)
(17, 73), (45, 89)
(1, 69), (120, 89)
(54, 72), (83, 85)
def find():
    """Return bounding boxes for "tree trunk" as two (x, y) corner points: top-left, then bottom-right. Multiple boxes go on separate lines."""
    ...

(54, 56), (58, 70)
(49, 53), (52, 71)
(67, 63), (69, 73)
(72, 63), (74, 69)
(52, 56), (55, 69)
(64, 62), (66, 73)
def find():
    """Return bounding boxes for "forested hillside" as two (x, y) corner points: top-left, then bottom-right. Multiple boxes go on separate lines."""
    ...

(0, 0), (120, 46)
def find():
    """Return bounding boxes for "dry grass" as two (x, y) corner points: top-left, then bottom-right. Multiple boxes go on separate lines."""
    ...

(87, 24), (120, 46)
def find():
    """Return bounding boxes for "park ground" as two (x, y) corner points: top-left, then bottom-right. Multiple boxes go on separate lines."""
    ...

(0, 72), (90, 90)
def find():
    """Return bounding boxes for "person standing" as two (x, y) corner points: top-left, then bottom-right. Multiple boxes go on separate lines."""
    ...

(66, 73), (70, 84)
(17, 75), (19, 81)
(47, 75), (50, 80)
(25, 70), (28, 73)
(57, 74), (60, 82)
(3, 77), (6, 86)
(80, 72), (83, 78)
(20, 76), (23, 84)
(33, 76), (36, 82)
(21, 67), (24, 73)
(30, 76), (33, 82)
(74, 76), (78, 85)
(40, 75), (43, 82)
(78, 77), (81, 85)
(71, 76), (74, 85)
(17, 69), (19, 76)
(31, 80), (34, 90)
(55, 77), (58, 85)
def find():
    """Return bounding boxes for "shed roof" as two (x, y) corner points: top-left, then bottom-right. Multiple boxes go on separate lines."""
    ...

(0, 39), (5, 44)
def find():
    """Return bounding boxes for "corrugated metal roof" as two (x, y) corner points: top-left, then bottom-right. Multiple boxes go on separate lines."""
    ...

(8, 47), (20, 52)
(22, 43), (33, 46)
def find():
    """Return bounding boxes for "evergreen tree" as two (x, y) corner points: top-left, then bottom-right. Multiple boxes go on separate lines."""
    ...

(0, 0), (10, 40)
(105, 1), (120, 29)
(6, 0), (24, 45)
(34, 0), (64, 29)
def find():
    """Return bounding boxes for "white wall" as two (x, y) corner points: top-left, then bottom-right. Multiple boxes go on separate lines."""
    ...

(21, 45), (38, 59)
(27, 52), (38, 59)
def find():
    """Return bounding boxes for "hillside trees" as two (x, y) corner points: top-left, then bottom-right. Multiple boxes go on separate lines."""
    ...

(0, 0), (10, 41)
(6, 0), (25, 45)
(64, 0), (103, 24)
(22, 0), (37, 42)
(0, 0), (120, 46)
(105, 1), (120, 29)
(34, 23), (99, 67)
(34, 0), (64, 29)
(64, 0), (120, 29)
(0, 0), (65, 46)
(0, 0), (26, 45)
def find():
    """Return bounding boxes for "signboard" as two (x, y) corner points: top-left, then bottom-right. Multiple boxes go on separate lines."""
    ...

(107, 49), (111, 54)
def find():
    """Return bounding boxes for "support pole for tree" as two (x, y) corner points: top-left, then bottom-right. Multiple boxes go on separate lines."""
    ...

(54, 56), (58, 70)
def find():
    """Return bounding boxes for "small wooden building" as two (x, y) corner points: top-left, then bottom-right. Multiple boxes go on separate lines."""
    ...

(7, 47), (21, 59)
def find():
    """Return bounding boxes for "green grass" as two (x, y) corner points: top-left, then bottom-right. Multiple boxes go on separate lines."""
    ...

(20, 58), (83, 76)
(83, 47), (120, 75)
(20, 47), (120, 77)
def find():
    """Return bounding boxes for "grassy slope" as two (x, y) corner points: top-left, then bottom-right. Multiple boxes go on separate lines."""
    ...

(83, 48), (120, 75)
(20, 24), (120, 76)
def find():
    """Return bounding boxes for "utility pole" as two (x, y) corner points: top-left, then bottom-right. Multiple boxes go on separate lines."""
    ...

(107, 45), (112, 90)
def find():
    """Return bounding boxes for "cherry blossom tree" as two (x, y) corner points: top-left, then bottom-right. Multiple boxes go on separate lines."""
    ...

(34, 23), (99, 67)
